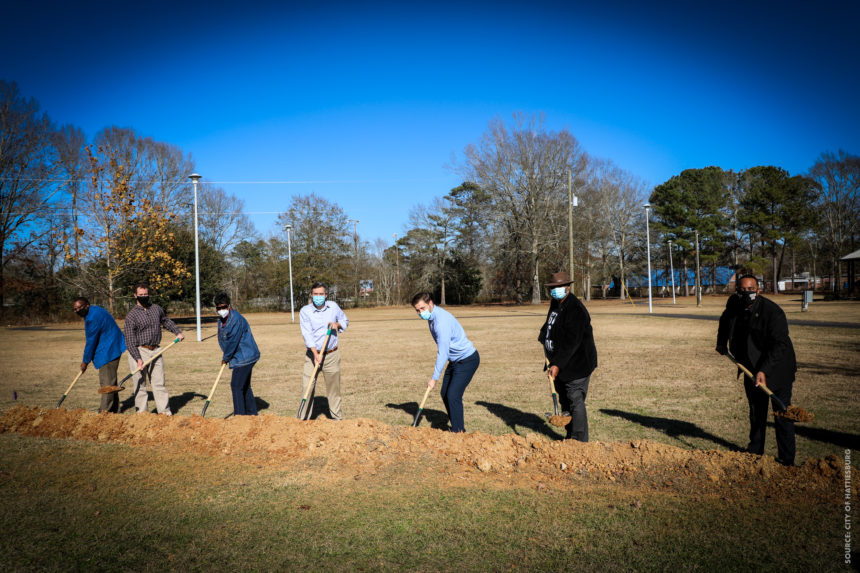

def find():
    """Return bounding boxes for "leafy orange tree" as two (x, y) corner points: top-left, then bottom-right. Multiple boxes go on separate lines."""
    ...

(64, 145), (189, 313)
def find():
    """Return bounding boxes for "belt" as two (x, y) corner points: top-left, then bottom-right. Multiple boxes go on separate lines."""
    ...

(326, 346), (338, 353)
(140, 344), (158, 351)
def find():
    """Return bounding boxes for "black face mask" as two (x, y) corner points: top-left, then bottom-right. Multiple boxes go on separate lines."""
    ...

(75, 307), (89, 318)
(738, 291), (757, 306)
(137, 296), (151, 307)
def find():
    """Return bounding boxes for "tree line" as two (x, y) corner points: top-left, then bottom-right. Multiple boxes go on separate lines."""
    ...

(2, 82), (857, 322)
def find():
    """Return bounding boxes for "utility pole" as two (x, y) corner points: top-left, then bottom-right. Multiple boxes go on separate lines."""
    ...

(668, 240), (676, 304)
(568, 170), (577, 295)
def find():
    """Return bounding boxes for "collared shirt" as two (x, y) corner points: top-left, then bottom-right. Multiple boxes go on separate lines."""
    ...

(427, 305), (476, 380)
(299, 300), (348, 351)
(123, 303), (182, 361)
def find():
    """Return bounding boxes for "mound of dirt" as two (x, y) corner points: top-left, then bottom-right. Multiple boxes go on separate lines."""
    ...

(0, 405), (853, 499)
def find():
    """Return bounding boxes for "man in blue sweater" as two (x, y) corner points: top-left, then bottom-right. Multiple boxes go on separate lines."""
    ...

(73, 297), (126, 412)
(412, 292), (480, 433)
(215, 293), (260, 416)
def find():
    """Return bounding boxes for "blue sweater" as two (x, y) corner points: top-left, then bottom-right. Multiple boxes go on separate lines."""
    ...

(83, 305), (126, 368)
(427, 305), (476, 380)
(217, 309), (260, 368)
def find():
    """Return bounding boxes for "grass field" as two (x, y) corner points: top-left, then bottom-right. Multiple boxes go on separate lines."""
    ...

(0, 294), (857, 571)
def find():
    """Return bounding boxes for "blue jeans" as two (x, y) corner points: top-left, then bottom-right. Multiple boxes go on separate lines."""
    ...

(440, 350), (480, 433)
(231, 363), (258, 416)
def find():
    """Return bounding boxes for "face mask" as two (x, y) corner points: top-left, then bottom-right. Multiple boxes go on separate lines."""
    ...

(550, 287), (567, 300)
(419, 310), (432, 320)
(312, 295), (326, 306)
(75, 307), (88, 318)
(217, 309), (229, 318)
(137, 296), (150, 307)
(740, 291), (757, 305)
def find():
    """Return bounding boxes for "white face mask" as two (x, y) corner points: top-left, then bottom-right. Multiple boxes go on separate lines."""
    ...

(217, 309), (230, 318)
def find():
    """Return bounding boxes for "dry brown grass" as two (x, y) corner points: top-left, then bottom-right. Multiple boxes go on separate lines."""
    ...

(1, 294), (857, 462)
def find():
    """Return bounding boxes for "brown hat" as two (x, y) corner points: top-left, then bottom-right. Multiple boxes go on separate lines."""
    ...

(544, 272), (573, 287)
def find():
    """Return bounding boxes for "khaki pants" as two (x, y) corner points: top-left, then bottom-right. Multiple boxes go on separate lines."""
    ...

(127, 346), (171, 414)
(98, 357), (121, 413)
(299, 350), (342, 420)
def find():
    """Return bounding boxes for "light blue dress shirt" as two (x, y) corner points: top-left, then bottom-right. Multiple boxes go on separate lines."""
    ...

(300, 300), (348, 350)
(427, 305), (476, 380)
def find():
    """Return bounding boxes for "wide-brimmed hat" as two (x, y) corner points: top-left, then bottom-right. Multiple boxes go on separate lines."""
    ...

(544, 272), (573, 287)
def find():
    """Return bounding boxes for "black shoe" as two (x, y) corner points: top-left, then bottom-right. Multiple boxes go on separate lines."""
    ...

(775, 457), (794, 467)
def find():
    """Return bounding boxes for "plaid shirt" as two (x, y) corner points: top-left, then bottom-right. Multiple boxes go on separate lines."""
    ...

(123, 303), (182, 361)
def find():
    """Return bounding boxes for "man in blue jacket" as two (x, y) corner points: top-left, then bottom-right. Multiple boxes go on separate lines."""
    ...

(73, 297), (126, 412)
(215, 293), (260, 416)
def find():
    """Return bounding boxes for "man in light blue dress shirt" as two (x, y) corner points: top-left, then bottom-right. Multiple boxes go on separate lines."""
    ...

(412, 292), (480, 432)
(299, 282), (349, 420)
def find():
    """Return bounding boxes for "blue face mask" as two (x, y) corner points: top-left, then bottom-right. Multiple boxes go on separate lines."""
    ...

(312, 295), (326, 306)
(419, 310), (432, 320)
(550, 287), (567, 300)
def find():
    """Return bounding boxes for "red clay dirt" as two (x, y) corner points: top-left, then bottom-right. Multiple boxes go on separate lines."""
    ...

(0, 405), (852, 501)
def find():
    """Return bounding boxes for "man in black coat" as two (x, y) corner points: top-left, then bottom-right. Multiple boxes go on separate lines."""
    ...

(716, 274), (797, 465)
(538, 272), (598, 441)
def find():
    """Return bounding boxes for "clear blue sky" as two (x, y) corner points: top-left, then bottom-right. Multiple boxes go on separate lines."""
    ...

(3, 0), (858, 246)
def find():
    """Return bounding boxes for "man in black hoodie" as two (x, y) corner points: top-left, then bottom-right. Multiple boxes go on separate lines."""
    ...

(538, 272), (598, 441)
(716, 274), (797, 465)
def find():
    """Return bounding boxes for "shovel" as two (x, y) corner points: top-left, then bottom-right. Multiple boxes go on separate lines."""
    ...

(412, 384), (432, 427)
(56, 370), (85, 408)
(201, 363), (228, 417)
(724, 353), (814, 423)
(297, 329), (332, 419)
(545, 357), (560, 417)
(98, 337), (182, 394)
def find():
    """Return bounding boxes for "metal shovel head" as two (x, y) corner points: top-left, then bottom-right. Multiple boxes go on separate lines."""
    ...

(98, 385), (124, 394)
(773, 405), (815, 423)
(545, 412), (572, 427)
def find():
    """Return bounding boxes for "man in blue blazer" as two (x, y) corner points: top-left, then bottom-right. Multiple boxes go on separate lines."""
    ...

(74, 297), (126, 412)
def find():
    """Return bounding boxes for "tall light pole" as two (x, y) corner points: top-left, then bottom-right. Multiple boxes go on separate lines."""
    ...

(644, 203), (652, 313)
(695, 230), (702, 307)
(668, 240), (676, 304)
(188, 173), (202, 342)
(285, 224), (295, 323)
(349, 219), (359, 303)
(393, 232), (400, 305)
(568, 170), (578, 294)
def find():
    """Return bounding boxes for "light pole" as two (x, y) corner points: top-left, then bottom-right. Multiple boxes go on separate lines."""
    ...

(349, 219), (359, 303)
(285, 224), (295, 323)
(695, 230), (702, 307)
(568, 170), (578, 294)
(393, 232), (400, 305)
(644, 203), (652, 313)
(668, 240), (676, 304)
(188, 173), (202, 342)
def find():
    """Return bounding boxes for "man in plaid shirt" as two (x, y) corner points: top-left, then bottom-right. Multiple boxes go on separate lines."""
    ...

(124, 282), (185, 414)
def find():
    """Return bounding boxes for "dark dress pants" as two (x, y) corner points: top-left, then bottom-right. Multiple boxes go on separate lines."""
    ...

(555, 374), (590, 442)
(98, 357), (121, 413)
(743, 376), (795, 464)
(231, 363), (258, 416)
(440, 350), (480, 433)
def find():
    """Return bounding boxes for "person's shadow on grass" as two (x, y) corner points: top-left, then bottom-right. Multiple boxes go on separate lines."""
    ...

(599, 408), (742, 451)
(474, 401), (563, 441)
(120, 391), (205, 414)
(385, 402), (450, 430)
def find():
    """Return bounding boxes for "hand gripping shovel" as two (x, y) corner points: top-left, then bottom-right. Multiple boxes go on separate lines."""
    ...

(545, 357), (560, 416)
(543, 358), (570, 427)
(98, 337), (182, 394)
(297, 329), (332, 419)
(56, 370), (85, 408)
(201, 363), (228, 417)
(412, 384), (432, 427)
(724, 352), (814, 423)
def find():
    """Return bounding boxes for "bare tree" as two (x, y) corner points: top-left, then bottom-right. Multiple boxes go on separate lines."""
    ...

(0, 81), (59, 311)
(457, 114), (587, 303)
(197, 183), (256, 255)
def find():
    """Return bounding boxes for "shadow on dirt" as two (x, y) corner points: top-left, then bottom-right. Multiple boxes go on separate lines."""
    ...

(600, 408), (742, 451)
(119, 391), (206, 414)
(385, 402), (450, 430)
(475, 401), (563, 441)
(787, 423), (860, 450)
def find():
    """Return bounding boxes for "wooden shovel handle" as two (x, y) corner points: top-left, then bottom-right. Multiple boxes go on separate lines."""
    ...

(298, 330), (332, 417)
(725, 353), (785, 409)
(56, 370), (85, 408)
(418, 384), (432, 411)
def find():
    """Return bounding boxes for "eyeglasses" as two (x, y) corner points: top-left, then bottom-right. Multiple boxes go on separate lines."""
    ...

(216, 305), (229, 311)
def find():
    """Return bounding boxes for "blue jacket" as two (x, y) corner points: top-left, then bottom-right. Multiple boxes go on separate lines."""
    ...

(217, 309), (260, 368)
(83, 305), (126, 369)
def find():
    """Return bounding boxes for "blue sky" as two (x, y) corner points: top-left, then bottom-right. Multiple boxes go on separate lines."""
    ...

(3, 0), (858, 246)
